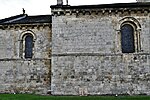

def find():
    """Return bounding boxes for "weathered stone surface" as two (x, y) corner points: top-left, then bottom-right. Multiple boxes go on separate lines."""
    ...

(51, 8), (150, 95)
(51, 55), (150, 95)
(0, 25), (51, 94)
(0, 2), (150, 96)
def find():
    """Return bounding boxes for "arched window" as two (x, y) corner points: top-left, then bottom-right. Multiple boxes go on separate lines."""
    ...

(20, 33), (34, 58)
(19, 30), (36, 59)
(118, 17), (141, 53)
(24, 34), (33, 58)
(121, 24), (135, 53)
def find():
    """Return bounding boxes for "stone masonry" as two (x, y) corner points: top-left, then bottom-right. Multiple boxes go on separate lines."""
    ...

(0, 24), (51, 94)
(51, 3), (150, 95)
(0, 1), (150, 96)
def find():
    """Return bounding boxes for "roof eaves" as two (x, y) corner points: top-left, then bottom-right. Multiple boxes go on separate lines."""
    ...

(50, 2), (150, 9)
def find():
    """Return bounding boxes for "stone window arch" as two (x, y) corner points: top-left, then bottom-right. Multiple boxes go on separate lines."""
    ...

(19, 30), (36, 59)
(117, 17), (141, 53)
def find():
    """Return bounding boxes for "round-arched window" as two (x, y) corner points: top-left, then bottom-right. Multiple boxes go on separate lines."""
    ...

(121, 24), (135, 53)
(24, 34), (33, 58)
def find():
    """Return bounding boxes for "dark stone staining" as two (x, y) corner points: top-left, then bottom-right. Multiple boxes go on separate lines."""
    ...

(111, 57), (116, 61)
(96, 76), (104, 81)
(79, 72), (88, 75)
(30, 76), (34, 79)
(71, 75), (75, 79)
(106, 42), (111, 45)
(104, 57), (110, 60)
(83, 72), (88, 75)
(86, 79), (90, 82)
(141, 56), (147, 63)
(63, 76), (68, 80)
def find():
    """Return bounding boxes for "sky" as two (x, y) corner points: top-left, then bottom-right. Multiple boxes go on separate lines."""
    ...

(0, 0), (136, 19)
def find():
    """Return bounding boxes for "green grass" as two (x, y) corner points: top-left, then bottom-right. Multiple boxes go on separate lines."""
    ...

(0, 94), (150, 100)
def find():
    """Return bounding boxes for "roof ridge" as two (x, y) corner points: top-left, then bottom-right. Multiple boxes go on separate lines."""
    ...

(27, 14), (51, 17)
(3, 14), (27, 24)
(0, 14), (27, 23)
(0, 14), (51, 25)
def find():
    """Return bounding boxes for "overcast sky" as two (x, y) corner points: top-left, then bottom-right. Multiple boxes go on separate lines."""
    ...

(0, 0), (136, 19)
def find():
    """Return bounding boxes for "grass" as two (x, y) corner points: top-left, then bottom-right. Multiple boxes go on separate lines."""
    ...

(0, 94), (150, 100)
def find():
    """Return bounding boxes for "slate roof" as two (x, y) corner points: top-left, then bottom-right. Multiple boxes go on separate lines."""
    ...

(51, 2), (150, 9)
(0, 14), (51, 25)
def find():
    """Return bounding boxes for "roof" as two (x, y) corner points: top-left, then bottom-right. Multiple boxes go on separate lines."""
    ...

(50, 2), (150, 9)
(0, 14), (52, 25)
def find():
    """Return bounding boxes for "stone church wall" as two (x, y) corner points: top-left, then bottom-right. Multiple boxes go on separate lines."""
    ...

(0, 25), (51, 94)
(51, 10), (150, 95)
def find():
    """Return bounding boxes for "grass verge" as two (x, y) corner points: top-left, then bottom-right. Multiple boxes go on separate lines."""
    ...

(0, 94), (150, 100)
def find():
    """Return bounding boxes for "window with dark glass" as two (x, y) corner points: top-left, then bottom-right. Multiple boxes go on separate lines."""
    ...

(121, 24), (135, 53)
(25, 34), (33, 58)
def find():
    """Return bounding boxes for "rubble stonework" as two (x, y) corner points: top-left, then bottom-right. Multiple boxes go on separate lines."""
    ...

(51, 3), (150, 95)
(0, 24), (51, 94)
(0, 2), (150, 95)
